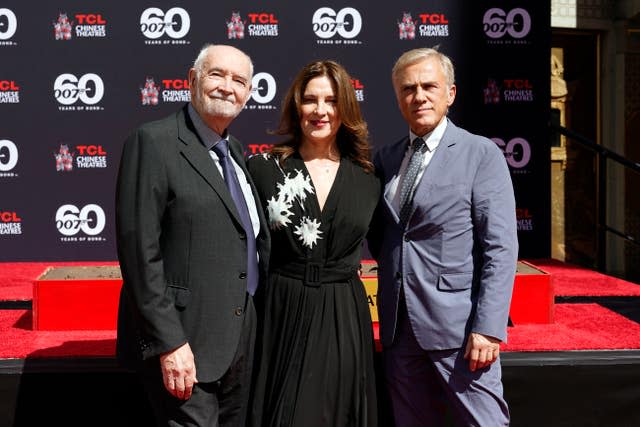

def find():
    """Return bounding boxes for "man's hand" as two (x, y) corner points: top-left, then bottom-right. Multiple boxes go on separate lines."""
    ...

(160, 342), (198, 400)
(463, 332), (501, 372)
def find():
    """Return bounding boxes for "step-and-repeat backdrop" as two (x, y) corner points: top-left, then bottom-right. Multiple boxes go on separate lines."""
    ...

(0, 1), (549, 261)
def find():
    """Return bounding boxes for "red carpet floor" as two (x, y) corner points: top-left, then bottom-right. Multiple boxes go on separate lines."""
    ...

(525, 258), (640, 296)
(502, 303), (640, 351)
(0, 310), (115, 358)
(0, 260), (639, 358)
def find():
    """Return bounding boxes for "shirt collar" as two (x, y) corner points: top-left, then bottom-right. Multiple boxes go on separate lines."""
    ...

(188, 103), (227, 151)
(408, 116), (448, 153)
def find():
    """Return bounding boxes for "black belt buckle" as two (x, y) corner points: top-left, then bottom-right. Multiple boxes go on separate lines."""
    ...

(304, 262), (322, 287)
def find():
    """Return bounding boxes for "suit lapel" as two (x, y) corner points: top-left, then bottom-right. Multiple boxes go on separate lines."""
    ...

(406, 120), (459, 225)
(382, 137), (409, 222)
(228, 136), (269, 240)
(229, 136), (271, 275)
(176, 107), (243, 226)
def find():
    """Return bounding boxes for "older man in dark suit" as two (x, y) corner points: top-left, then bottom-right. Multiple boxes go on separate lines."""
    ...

(116, 44), (270, 426)
(369, 47), (518, 426)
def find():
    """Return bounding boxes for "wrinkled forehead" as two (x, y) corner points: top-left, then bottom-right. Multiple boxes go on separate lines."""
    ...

(202, 47), (252, 78)
(394, 58), (444, 83)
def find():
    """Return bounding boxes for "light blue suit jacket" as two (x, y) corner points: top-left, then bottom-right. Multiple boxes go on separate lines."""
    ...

(369, 119), (518, 350)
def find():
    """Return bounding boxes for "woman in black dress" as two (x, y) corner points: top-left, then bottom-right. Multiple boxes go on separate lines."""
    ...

(247, 60), (380, 426)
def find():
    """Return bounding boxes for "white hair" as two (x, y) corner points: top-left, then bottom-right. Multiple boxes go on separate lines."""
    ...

(192, 44), (254, 79)
(392, 47), (455, 88)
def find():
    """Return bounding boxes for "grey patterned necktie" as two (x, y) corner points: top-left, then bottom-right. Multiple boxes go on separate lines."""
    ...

(211, 139), (259, 296)
(399, 137), (427, 226)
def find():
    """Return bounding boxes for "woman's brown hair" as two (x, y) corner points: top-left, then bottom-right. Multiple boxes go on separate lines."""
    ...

(271, 60), (374, 173)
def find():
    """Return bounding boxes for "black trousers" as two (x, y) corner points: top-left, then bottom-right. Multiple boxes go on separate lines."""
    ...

(142, 295), (257, 427)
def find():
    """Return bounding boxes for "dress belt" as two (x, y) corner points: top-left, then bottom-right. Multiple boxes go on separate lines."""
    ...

(272, 261), (357, 287)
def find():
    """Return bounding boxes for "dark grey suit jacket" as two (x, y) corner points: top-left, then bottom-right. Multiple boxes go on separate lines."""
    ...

(115, 105), (269, 382)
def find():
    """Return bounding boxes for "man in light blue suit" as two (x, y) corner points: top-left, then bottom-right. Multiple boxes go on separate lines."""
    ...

(369, 47), (518, 426)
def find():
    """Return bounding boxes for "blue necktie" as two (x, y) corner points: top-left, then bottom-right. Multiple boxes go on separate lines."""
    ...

(211, 140), (258, 295)
(399, 137), (427, 226)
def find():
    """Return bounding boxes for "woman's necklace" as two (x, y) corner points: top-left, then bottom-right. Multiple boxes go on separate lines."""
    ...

(300, 145), (340, 175)
(308, 158), (339, 174)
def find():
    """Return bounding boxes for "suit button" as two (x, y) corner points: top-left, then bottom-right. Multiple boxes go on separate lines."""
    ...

(239, 233), (246, 240)
(404, 235), (410, 242)
(239, 272), (247, 279)
(395, 272), (402, 280)
(235, 307), (243, 316)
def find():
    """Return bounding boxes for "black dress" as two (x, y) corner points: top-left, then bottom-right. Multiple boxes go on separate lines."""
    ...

(247, 152), (380, 427)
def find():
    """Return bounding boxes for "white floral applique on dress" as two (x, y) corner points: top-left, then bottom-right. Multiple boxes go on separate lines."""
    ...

(261, 153), (323, 249)
(294, 217), (322, 248)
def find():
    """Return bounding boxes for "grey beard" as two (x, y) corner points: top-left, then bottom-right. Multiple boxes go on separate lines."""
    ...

(205, 99), (239, 118)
